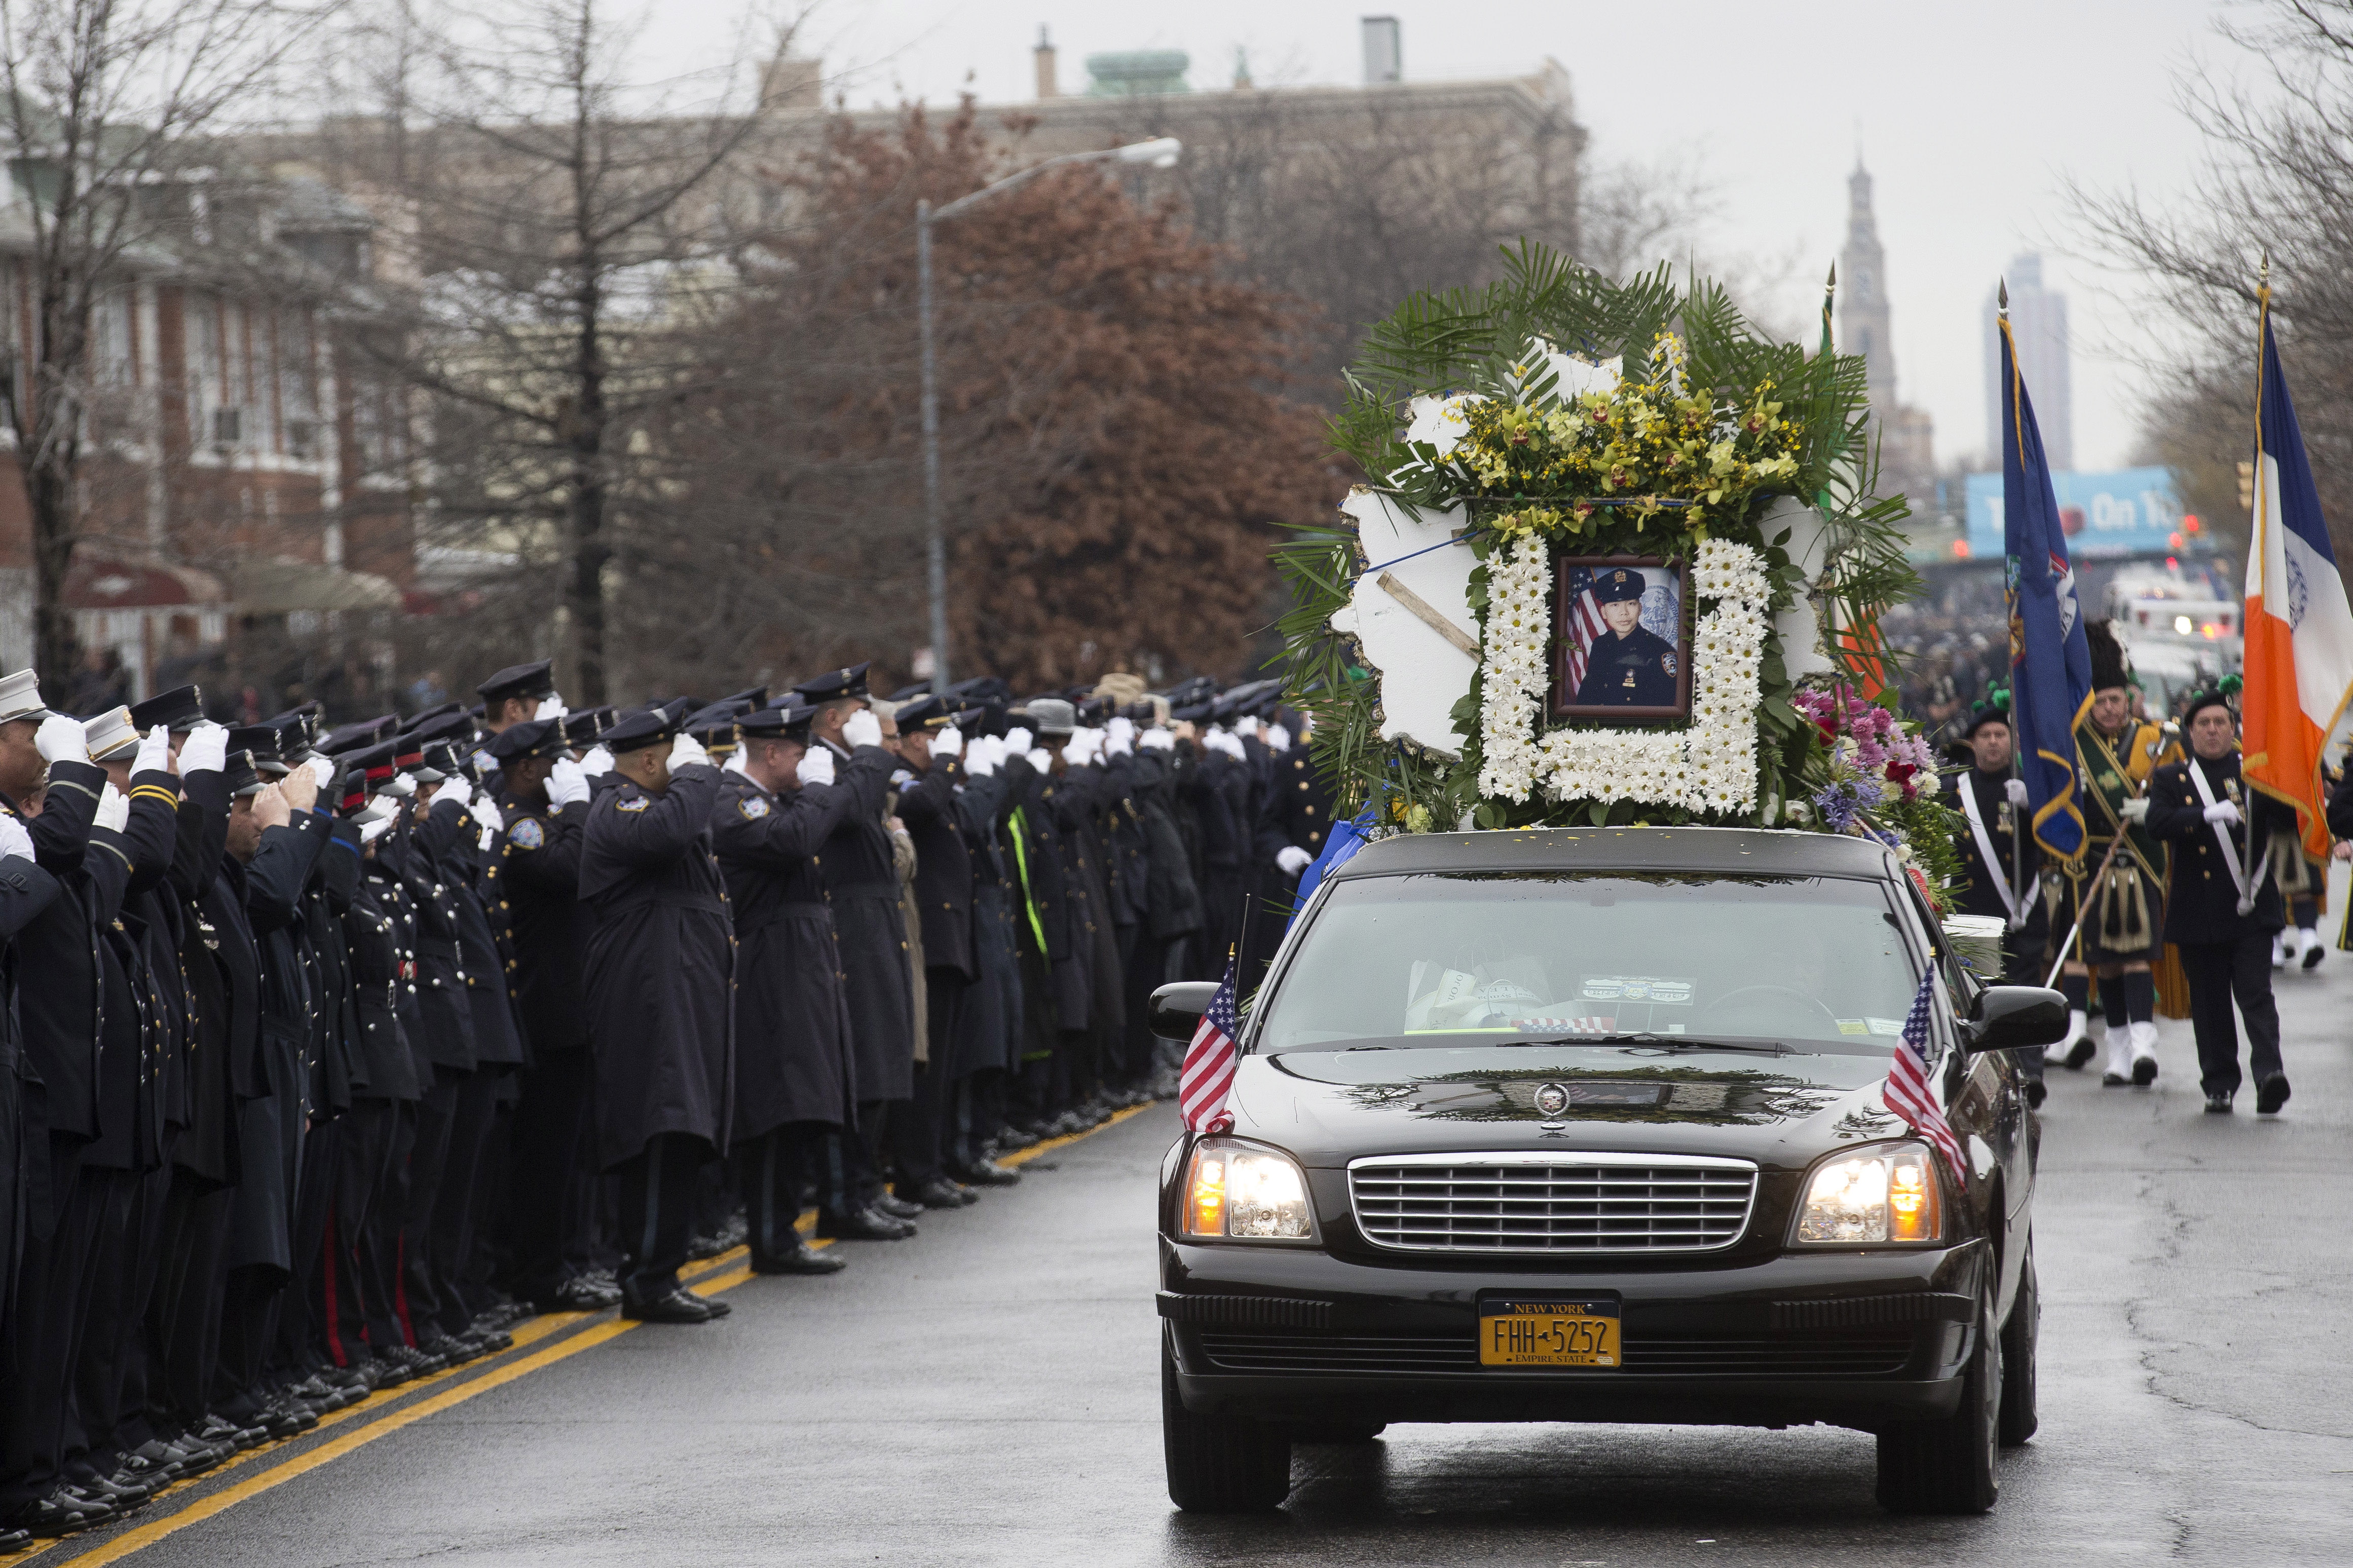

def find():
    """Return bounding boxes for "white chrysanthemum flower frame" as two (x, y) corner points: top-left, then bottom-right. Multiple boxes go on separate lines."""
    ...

(1478, 535), (1772, 815)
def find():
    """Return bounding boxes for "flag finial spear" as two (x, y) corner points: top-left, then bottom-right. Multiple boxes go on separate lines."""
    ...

(1998, 278), (2009, 317)
(2260, 247), (2271, 304)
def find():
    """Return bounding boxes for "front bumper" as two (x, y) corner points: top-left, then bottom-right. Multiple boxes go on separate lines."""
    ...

(1161, 1239), (1988, 1434)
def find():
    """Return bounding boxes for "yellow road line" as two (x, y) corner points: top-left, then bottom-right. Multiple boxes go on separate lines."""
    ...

(47, 1101), (1160, 1562)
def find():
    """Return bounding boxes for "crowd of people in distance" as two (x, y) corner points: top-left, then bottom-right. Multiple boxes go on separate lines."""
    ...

(0, 658), (1332, 1543)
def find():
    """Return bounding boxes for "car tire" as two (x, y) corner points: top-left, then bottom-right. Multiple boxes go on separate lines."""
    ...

(1999, 1242), (2040, 1447)
(1875, 1287), (2001, 1515)
(1290, 1422), (1387, 1444)
(1163, 1339), (1293, 1512)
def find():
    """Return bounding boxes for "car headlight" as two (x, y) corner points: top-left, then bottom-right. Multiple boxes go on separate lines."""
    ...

(1790, 1142), (1943, 1245)
(1180, 1139), (1317, 1242)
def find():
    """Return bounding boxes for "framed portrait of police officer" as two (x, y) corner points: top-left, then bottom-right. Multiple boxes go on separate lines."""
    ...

(1550, 555), (1691, 721)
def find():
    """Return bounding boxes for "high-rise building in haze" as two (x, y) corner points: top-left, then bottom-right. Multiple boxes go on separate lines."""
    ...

(1985, 254), (2072, 470)
(1837, 160), (1935, 506)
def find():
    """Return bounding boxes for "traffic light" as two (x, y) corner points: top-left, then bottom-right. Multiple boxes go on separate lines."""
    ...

(2237, 460), (2255, 511)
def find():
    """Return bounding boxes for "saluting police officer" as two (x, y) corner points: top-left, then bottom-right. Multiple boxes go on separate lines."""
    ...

(1573, 568), (1679, 707)
(2143, 691), (2294, 1115)
(578, 708), (735, 1324)
(1943, 702), (2051, 1102)
(708, 702), (855, 1274)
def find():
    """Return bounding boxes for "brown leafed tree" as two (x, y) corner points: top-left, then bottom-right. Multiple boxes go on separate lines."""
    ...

(637, 104), (1344, 696)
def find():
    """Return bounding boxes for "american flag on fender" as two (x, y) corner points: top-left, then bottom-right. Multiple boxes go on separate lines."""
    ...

(1559, 568), (1609, 694)
(1179, 957), (1241, 1135)
(1882, 972), (1967, 1188)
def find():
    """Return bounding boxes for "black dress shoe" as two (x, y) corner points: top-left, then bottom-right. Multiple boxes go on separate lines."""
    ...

(2204, 1090), (2234, 1113)
(872, 1192), (923, 1221)
(2132, 1056), (2159, 1086)
(2064, 1038), (2097, 1070)
(689, 1290), (731, 1319)
(752, 1240), (847, 1275)
(9, 1492), (103, 1536)
(620, 1287), (712, 1324)
(2303, 940), (2326, 970)
(0, 1525), (29, 1550)
(901, 1177), (971, 1210)
(540, 1274), (622, 1312)
(816, 1205), (916, 1241)
(2022, 1078), (2047, 1109)
(949, 1158), (1022, 1187)
(2257, 1074), (2292, 1114)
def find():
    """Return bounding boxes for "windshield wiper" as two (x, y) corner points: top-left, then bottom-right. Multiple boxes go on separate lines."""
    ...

(1504, 1032), (1792, 1056)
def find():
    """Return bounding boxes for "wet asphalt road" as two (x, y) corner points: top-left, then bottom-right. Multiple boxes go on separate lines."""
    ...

(58, 899), (2353, 1566)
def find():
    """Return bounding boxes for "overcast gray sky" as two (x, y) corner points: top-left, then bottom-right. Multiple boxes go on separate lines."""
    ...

(647, 0), (2268, 473)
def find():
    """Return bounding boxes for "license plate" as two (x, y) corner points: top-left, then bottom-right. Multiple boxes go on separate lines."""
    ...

(1478, 1295), (1622, 1368)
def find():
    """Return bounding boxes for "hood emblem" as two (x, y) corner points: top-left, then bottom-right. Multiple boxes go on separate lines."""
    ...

(1533, 1083), (1570, 1117)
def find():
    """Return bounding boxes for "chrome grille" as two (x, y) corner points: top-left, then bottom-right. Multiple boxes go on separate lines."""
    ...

(1348, 1153), (1758, 1254)
(1194, 1328), (1915, 1379)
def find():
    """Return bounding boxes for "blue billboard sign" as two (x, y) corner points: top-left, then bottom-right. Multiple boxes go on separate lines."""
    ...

(1964, 466), (2190, 561)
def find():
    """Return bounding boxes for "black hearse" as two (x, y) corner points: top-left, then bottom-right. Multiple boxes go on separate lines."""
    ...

(1152, 827), (2065, 1516)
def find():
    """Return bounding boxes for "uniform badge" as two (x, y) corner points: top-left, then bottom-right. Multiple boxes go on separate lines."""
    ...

(739, 795), (771, 819)
(616, 796), (650, 813)
(1660, 651), (1677, 678)
(509, 817), (545, 849)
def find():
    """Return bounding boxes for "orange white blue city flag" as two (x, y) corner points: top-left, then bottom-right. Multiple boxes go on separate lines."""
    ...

(2245, 293), (2353, 859)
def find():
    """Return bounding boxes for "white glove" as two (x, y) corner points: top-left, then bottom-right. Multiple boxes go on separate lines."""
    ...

(842, 709), (883, 750)
(181, 721), (229, 775)
(2118, 796), (2152, 824)
(1139, 728), (1176, 752)
(723, 749), (750, 775)
(432, 776), (473, 811)
(1211, 731), (1245, 760)
(1266, 723), (1292, 752)
(0, 813), (32, 862)
(1026, 747), (1053, 773)
(2202, 799), (2240, 825)
(1276, 844), (1314, 875)
(1062, 736), (1092, 769)
(547, 756), (591, 807)
(668, 732), (710, 771)
(1236, 714), (1261, 739)
(580, 745), (613, 778)
(1003, 725), (1034, 755)
(95, 783), (128, 832)
(471, 795), (503, 834)
(361, 817), (392, 844)
(35, 714), (88, 765)
(964, 740), (998, 778)
(372, 792), (405, 822)
(308, 755), (337, 790)
(2004, 779), (2029, 807)
(798, 745), (835, 787)
(1106, 715), (1135, 749)
(388, 771), (417, 797)
(932, 725), (963, 758)
(134, 725), (173, 776)
(534, 696), (568, 721)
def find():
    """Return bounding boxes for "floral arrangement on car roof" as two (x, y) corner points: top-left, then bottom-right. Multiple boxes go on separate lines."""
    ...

(1275, 243), (1964, 909)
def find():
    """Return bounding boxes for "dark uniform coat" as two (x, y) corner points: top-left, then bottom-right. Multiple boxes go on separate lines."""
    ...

(579, 763), (734, 1169)
(495, 792), (592, 1056)
(895, 756), (975, 980)
(2145, 750), (2291, 944)
(710, 771), (856, 1137)
(810, 741), (913, 1104)
(1944, 767), (2050, 979)
(1573, 624), (1679, 706)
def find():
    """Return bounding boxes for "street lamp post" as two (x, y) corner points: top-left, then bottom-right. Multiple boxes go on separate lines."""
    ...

(915, 136), (1182, 693)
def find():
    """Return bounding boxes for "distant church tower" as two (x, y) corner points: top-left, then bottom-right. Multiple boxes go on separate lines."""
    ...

(1835, 159), (1935, 506)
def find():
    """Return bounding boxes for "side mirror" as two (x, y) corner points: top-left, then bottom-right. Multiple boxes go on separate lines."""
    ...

(1961, 984), (2069, 1054)
(1148, 981), (1220, 1044)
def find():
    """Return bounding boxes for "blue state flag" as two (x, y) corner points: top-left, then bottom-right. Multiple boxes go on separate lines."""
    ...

(1999, 315), (2093, 860)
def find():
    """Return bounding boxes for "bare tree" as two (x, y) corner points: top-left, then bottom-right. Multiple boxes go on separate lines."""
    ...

(0, 0), (337, 699)
(2071, 0), (2353, 564)
(314, 0), (801, 702)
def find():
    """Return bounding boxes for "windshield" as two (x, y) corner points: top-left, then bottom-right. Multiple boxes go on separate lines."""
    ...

(1253, 872), (1922, 1056)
